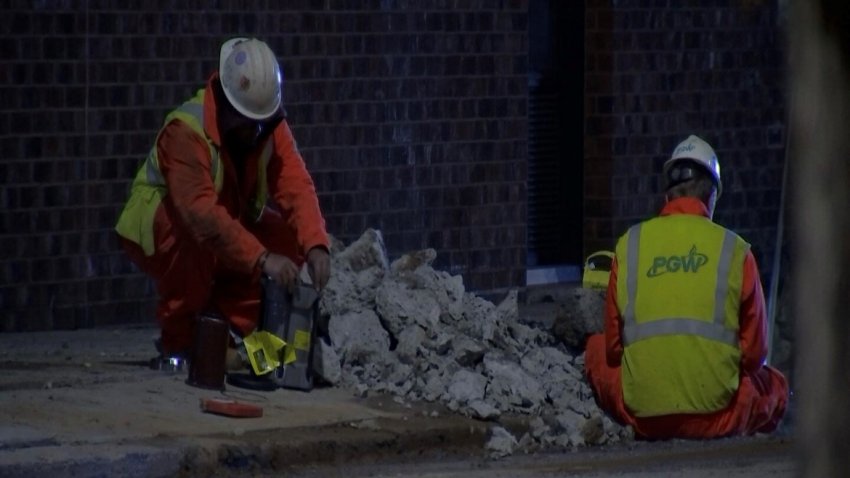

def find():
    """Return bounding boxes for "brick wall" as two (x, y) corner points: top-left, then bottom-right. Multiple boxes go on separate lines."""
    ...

(1, 1), (789, 332)
(0, 0), (528, 331)
(584, 1), (787, 287)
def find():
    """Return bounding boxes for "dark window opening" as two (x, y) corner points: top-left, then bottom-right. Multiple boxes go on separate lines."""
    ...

(527, 0), (585, 269)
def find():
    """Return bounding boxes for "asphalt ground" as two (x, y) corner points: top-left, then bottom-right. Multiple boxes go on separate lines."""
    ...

(0, 309), (796, 477)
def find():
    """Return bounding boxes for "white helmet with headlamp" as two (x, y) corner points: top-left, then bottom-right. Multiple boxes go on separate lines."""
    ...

(663, 135), (722, 197)
(219, 38), (282, 121)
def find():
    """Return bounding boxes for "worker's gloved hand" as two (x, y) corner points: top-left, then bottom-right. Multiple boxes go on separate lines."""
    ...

(306, 247), (330, 292)
(262, 253), (300, 292)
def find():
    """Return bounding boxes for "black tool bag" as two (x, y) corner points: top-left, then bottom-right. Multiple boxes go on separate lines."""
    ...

(260, 275), (320, 391)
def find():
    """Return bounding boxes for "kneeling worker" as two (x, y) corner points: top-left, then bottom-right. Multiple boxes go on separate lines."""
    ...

(584, 135), (788, 439)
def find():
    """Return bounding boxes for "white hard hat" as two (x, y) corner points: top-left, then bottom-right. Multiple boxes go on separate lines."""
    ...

(219, 38), (282, 121)
(663, 134), (722, 196)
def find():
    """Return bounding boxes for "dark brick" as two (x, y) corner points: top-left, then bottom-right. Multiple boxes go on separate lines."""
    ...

(583, 3), (786, 285)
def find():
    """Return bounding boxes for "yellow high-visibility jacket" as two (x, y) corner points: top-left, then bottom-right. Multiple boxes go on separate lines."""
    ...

(115, 89), (271, 256)
(615, 214), (749, 416)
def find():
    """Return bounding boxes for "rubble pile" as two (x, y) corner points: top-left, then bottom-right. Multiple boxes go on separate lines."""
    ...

(316, 230), (633, 454)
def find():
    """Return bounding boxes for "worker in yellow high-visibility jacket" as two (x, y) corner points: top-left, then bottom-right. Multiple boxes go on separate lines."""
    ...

(116, 38), (330, 359)
(584, 135), (788, 439)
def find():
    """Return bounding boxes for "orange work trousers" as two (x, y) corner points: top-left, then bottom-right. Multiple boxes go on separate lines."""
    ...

(584, 333), (789, 439)
(121, 202), (302, 356)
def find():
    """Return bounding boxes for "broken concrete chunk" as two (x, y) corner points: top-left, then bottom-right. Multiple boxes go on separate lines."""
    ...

(394, 266), (465, 323)
(422, 270), (466, 322)
(600, 414), (632, 442)
(517, 432), (539, 453)
(549, 383), (598, 418)
(529, 416), (550, 439)
(428, 331), (454, 356)
(483, 354), (546, 413)
(395, 325), (426, 364)
(383, 362), (414, 390)
(446, 369), (487, 405)
(450, 335), (486, 367)
(552, 433), (573, 449)
(466, 400), (501, 420)
(462, 293), (495, 319)
(422, 354), (461, 381)
(320, 265), (385, 317)
(495, 289), (519, 322)
(551, 288), (605, 349)
(486, 426), (518, 459)
(334, 228), (389, 272)
(375, 280), (441, 337)
(390, 248), (437, 273)
(573, 352), (586, 370)
(328, 309), (390, 364)
(581, 414), (605, 446)
(492, 320), (552, 360)
(353, 383), (369, 397)
(456, 301), (499, 343)
(520, 347), (573, 378)
(420, 370), (449, 402)
(554, 410), (585, 435)
(562, 360), (585, 381)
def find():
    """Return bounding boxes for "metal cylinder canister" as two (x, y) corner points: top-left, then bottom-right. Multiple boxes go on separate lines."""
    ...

(186, 312), (229, 390)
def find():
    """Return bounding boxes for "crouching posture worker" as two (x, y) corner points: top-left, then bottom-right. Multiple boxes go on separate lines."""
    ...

(115, 38), (330, 358)
(584, 135), (788, 439)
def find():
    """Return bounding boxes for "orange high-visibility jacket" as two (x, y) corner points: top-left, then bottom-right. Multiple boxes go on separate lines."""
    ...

(118, 72), (329, 275)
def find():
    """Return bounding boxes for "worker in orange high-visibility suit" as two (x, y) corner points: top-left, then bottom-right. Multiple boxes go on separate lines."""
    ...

(115, 38), (330, 357)
(584, 135), (788, 439)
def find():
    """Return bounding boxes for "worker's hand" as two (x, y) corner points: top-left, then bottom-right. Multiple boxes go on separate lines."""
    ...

(262, 253), (300, 292)
(306, 247), (331, 292)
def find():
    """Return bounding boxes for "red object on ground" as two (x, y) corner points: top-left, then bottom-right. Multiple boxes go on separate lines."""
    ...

(200, 398), (263, 418)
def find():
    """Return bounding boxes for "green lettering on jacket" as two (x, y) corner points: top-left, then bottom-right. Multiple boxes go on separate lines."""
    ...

(645, 245), (708, 277)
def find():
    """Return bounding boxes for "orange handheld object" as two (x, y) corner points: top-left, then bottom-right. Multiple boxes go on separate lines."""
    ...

(200, 398), (263, 418)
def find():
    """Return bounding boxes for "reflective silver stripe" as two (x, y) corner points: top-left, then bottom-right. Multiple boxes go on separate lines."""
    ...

(145, 150), (164, 185)
(176, 101), (222, 182)
(145, 100), (213, 187)
(177, 102), (203, 121)
(623, 224), (642, 326)
(623, 317), (738, 347)
(712, 230), (737, 325)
